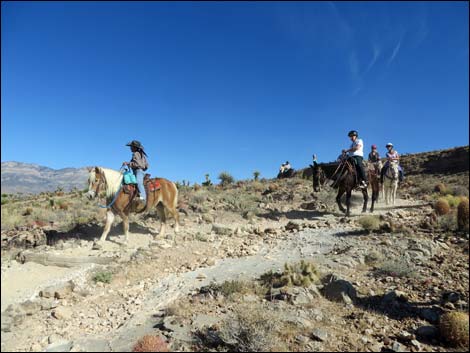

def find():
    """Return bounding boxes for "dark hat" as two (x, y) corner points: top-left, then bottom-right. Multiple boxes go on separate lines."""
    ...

(348, 130), (358, 137)
(126, 140), (144, 149)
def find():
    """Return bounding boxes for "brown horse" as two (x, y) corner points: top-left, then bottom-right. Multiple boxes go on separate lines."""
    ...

(310, 163), (326, 192)
(85, 167), (179, 246)
(331, 159), (368, 216)
(367, 161), (381, 212)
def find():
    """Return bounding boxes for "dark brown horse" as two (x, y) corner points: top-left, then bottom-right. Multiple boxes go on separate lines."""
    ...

(310, 163), (326, 192)
(330, 159), (368, 216)
(85, 167), (179, 246)
(367, 161), (382, 212)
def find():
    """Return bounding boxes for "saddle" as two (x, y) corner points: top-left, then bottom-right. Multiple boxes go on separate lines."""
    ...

(143, 174), (161, 192)
(122, 184), (137, 195)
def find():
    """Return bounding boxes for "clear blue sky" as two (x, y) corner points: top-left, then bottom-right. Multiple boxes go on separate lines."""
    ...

(2, 1), (468, 184)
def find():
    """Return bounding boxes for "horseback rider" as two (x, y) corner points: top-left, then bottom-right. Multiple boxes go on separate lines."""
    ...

(284, 161), (292, 172)
(368, 144), (382, 173)
(380, 143), (404, 183)
(368, 145), (380, 163)
(342, 130), (368, 189)
(122, 140), (149, 203)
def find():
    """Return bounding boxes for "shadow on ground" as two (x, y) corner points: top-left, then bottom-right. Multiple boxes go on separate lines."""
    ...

(45, 221), (155, 245)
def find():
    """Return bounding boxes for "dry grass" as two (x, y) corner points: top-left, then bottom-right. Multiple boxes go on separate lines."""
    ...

(133, 335), (169, 352)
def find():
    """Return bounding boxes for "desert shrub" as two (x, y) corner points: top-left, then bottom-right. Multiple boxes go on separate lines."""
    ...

(93, 271), (112, 284)
(58, 202), (69, 210)
(191, 192), (207, 205)
(133, 335), (169, 352)
(22, 207), (33, 216)
(1, 198), (8, 205)
(451, 185), (469, 198)
(443, 194), (464, 208)
(439, 311), (469, 347)
(218, 172), (234, 186)
(357, 215), (381, 232)
(253, 171), (260, 181)
(222, 193), (259, 215)
(375, 256), (417, 278)
(49, 198), (55, 208)
(439, 213), (457, 232)
(202, 174), (212, 187)
(260, 260), (320, 288)
(218, 305), (279, 352)
(207, 280), (267, 298)
(364, 250), (382, 265)
(193, 183), (201, 191)
(434, 183), (449, 195)
(435, 198), (450, 216)
(457, 198), (469, 231)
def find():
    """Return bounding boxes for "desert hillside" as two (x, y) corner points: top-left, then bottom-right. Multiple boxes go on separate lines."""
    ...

(0, 146), (469, 352)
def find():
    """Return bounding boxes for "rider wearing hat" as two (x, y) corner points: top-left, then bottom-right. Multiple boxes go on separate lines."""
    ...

(123, 140), (149, 202)
(342, 130), (368, 189)
(380, 142), (404, 183)
(368, 145), (380, 163)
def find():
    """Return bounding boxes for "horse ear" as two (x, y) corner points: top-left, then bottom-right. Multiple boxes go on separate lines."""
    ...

(94, 166), (101, 174)
(87, 167), (93, 172)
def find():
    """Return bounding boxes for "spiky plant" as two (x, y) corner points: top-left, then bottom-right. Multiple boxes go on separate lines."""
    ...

(439, 311), (469, 347)
(435, 198), (450, 216)
(457, 198), (469, 231)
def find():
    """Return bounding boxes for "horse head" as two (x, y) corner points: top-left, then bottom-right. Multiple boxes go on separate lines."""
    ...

(85, 167), (106, 199)
(386, 161), (399, 180)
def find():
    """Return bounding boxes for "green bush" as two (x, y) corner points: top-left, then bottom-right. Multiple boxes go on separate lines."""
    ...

(218, 172), (234, 186)
(93, 271), (112, 284)
(357, 215), (381, 232)
(260, 260), (320, 288)
(253, 171), (260, 181)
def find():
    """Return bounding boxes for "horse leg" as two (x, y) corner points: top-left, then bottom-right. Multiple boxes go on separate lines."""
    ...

(336, 188), (346, 214)
(169, 206), (180, 233)
(156, 203), (167, 238)
(345, 189), (352, 217)
(122, 213), (130, 244)
(99, 210), (115, 243)
(362, 189), (368, 213)
(392, 182), (398, 206)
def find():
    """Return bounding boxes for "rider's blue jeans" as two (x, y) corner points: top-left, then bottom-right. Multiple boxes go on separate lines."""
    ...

(133, 169), (146, 201)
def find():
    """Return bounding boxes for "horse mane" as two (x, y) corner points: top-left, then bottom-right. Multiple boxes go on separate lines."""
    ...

(89, 167), (123, 199)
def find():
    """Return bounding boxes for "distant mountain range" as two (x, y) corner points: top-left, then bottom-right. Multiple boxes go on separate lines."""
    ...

(1, 162), (89, 194)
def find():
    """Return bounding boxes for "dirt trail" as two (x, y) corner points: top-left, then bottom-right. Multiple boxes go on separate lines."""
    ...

(1, 198), (427, 352)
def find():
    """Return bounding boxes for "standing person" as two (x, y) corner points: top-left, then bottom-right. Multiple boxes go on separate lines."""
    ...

(381, 142), (404, 183)
(311, 154), (318, 168)
(342, 130), (368, 189)
(123, 140), (149, 202)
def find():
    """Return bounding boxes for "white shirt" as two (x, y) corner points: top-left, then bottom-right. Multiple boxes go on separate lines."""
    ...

(349, 138), (364, 157)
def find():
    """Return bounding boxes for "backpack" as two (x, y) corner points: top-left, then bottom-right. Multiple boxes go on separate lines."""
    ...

(123, 170), (137, 184)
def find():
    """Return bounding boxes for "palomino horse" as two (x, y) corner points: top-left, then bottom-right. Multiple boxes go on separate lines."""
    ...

(383, 161), (399, 206)
(367, 160), (382, 212)
(331, 158), (368, 216)
(85, 167), (179, 245)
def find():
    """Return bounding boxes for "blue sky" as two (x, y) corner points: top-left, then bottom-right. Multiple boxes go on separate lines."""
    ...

(1, 1), (468, 184)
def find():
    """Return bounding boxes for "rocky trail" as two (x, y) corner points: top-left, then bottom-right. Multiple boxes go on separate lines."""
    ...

(3, 196), (454, 352)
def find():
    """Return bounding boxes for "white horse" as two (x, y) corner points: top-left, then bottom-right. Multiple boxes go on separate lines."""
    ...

(383, 161), (399, 206)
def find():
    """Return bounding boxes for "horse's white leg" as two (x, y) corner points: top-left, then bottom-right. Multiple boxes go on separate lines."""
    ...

(122, 215), (130, 244)
(384, 181), (390, 205)
(156, 204), (166, 238)
(392, 182), (398, 206)
(99, 210), (115, 243)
